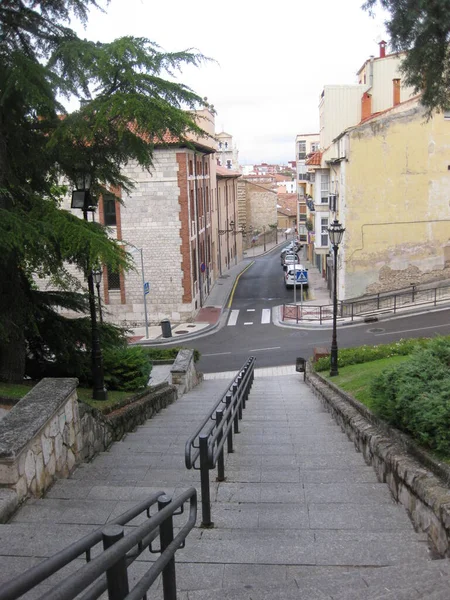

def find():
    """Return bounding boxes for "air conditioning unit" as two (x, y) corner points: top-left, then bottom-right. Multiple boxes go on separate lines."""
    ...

(328, 194), (337, 212)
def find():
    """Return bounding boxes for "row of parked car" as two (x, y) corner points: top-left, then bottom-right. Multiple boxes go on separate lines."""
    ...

(280, 241), (309, 289)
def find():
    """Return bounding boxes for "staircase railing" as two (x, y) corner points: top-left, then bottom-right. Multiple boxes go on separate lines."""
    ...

(0, 488), (197, 600)
(185, 357), (255, 527)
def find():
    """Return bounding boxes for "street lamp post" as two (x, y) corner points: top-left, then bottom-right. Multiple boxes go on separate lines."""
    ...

(130, 247), (149, 340)
(92, 268), (103, 324)
(71, 174), (108, 400)
(327, 219), (345, 377)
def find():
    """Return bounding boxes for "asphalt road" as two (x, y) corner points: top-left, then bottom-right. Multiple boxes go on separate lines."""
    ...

(178, 249), (450, 373)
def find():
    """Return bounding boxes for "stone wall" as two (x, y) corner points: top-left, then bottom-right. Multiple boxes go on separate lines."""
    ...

(170, 349), (203, 395)
(0, 379), (81, 505)
(307, 370), (450, 557)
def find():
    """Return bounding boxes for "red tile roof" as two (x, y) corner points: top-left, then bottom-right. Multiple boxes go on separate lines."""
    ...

(306, 151), (322, 166)
(216, 166), (241, 178)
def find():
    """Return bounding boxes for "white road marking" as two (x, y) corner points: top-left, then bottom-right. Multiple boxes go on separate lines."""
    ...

(227, 310), (239, 326)
(202, 352), (232, 357)
(249, 346), (281, 352)
(247, 308), (255, 312)
(244, 322), (254, 325)
(261, 308), (271, 324)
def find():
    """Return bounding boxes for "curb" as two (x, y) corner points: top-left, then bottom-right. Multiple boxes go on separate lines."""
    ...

(0, 488), (18, 524)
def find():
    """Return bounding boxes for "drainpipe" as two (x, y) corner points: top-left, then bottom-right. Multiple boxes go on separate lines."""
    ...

(217, 186), (222, 276)
(193, 153), (203, 308)
(201, 155), (210, 295)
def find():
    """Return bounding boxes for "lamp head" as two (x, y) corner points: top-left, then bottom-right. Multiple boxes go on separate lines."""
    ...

(328, 219), (345, 247)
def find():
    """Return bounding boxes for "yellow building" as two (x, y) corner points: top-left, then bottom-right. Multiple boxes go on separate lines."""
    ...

(337, 99), (450, 299)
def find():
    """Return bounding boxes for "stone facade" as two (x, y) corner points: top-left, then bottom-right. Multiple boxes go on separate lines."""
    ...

(237, 180), (278, 238)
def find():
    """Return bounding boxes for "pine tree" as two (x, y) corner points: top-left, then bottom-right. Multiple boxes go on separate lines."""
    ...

(0, 0), (209, 382)
(363, 0), (450, 112)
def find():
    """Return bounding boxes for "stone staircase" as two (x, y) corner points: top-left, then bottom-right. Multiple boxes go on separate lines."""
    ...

(0, 373), (449, 599)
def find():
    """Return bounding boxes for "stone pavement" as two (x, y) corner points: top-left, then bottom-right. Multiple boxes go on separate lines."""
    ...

(1, 369), (449, 599)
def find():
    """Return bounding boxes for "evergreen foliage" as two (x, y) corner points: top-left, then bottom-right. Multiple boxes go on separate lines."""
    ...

(103, 346), (152, 391)
(0, 0), (209, 382)
(369, 337), (450, 453)
(363, 0), (450, 112)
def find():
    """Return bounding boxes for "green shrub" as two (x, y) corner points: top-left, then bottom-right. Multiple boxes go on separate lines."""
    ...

(142, 347), (201, 363)
(103, 346), (152, 391)
(313, 337), (430, 372)
(369, 337), (450, 454)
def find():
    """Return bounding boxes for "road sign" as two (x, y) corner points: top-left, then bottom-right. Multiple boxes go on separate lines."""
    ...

(144, 281), (150, 295)
(296, 270), (308, 283)
(200, 262), (206, 273)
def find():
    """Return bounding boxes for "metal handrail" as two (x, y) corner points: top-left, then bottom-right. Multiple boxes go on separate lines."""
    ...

(185, 357), (255, 527)
(0, 489), (197, 600)
(283, 281), (450, 323)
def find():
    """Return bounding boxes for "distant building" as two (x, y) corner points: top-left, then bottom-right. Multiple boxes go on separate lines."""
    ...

(216, 131), (239, 170)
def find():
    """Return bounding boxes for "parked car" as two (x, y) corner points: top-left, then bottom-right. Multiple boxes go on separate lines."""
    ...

(285, 264), (309, 289)
(282, 253), (300, 270)
(281, 250), (298, 265)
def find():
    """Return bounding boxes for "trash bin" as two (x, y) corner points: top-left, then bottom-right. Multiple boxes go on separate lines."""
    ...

(160, 319), (172, 338)
(296, 357), (306, 381)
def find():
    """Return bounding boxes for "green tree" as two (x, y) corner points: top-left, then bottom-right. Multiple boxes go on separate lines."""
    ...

(363, 0), (450, 112)
(0, 0), (209, 382)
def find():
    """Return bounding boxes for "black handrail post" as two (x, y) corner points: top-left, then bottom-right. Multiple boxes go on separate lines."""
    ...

(158, 495), (177, 600)
(394, 295), (397, 313)
(199, 434), (213, 527)
(234, 383), (242, 421)
(102, 524), (129, 600)
(435, 287), (437, 306)
(216, 410), (225, 482)
(226, 394), (233, 454)
(239, 374), (245, 409)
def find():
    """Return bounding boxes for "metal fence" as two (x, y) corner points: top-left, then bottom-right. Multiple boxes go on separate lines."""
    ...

(0, 489), (197, 600)
(185, 357), (255, 527)
(283, 282), (450, 323)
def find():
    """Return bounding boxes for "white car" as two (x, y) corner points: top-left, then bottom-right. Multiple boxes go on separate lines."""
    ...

(282, 253), (299, 270)
(285, 264), (309, 289)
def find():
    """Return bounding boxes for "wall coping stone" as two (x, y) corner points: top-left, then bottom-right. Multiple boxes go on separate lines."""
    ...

(307, 368), (450, 556)
(170, 349), (192, 374)
(0, 378), (78, 459)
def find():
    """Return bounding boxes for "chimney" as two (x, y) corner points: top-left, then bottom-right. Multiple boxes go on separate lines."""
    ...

(393, 78), (401, 106)
(379, 40), (387, 58)
(361, 92), (372, 121)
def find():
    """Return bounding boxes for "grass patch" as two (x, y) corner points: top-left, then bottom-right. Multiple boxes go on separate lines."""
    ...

(322, 355), (410, 409)
(0, 381), (36, 400)
(77, 387), (141, 412)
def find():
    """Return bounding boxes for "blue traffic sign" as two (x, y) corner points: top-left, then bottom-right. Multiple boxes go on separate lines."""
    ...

(295, 270), (308, 283)
(144, 282), (150, 295)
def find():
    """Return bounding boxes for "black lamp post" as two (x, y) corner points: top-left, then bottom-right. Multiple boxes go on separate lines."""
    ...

(71, 174), (108, 400)
(92, 267), (103, 324)
(327, 219), (345, 377)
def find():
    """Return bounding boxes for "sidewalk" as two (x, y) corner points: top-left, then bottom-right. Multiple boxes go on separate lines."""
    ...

(1, 371), (448, 598)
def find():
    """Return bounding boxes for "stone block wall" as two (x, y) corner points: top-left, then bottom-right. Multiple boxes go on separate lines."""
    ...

(0, 379), (81, 504)
(170, 349), (203, 395)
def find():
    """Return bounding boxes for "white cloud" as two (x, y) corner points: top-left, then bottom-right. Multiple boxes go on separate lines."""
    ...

(76, 0), (389, 164)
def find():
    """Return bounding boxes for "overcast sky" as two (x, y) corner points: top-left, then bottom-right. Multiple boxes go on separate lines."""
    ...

(78, 0), (389, 165)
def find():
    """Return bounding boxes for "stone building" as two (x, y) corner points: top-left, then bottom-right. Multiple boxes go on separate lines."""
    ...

(215, 166), (243, 275)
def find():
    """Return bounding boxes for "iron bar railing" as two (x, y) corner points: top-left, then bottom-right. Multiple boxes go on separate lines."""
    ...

(185, 357), (255, 527)
(283, 282), (450, 323)
(0, 488), (197, 600)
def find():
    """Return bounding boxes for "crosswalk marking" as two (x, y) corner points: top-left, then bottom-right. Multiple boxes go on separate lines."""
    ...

(227, 310), (239, 326)
(261, 308), (271, 324)
(227, 308), (272, 326)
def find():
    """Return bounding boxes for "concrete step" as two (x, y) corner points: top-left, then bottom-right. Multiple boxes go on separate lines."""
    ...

(183, 559), (450, 600)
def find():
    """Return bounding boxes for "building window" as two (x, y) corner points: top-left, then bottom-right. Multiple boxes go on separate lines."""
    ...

(103, 194), (117, 226)
(224, 142), (228, 149)
(298, 140), (306, 159)
(218, 142), (222, 149)
(321, 171), (329, 203)
(321, 218), (329, 247)
(311, 142), (319, 153)
(444, 111), (450, 120)
(226, 159), (232, 169)
(107, 268), (121, 290)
